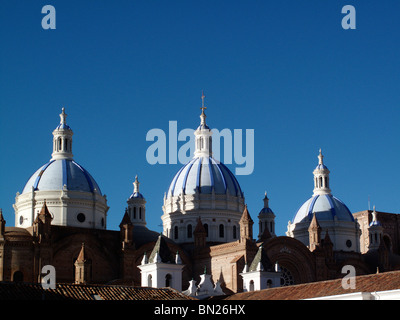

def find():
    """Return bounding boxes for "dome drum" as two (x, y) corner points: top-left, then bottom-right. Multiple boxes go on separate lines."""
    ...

(162, 211), (241, 244)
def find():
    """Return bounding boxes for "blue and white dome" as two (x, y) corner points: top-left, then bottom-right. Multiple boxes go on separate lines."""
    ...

(167, 156), (243, 198)
(14, 108), (109, 230)
(22, 159), (102, 195)
(287, 150), (360, 252)
(162, 96), (245, 244)
(292, 194), (354, 224)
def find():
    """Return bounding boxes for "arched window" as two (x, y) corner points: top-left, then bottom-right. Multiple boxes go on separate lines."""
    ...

(266, 279), (272, 288)
(139, 207), (142, 219)
(187, 224), (192, 238)
(249, 280), (254, 292)
(148, 274), (152, 287)
(233, 225), (237, 239)
(133, 207), (136, 219)
(219, 224), (224, 238)
(204, 224), (209, 237)
(165, 274), (172, 287)
(319, 176), (323, 188)
(174, 226), (179, 240)
(58, 138), (61, 151)
(13, 271), (24, 282)
(324, 177), (328, 188)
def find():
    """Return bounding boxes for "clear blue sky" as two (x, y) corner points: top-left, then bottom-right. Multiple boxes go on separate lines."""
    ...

(1, 0), (399, 237)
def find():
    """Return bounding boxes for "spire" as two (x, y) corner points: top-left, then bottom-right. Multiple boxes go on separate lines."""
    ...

(51, 107), (74, 160)
(308, 213), (322, 251)
(240, 205), (254, 242)
(313, 149), (331, 196)
(194, 91), (213, 158)
(76, 243), (86, 263)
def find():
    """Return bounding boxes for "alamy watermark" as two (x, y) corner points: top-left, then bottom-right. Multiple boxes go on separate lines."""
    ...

(146, 121), (255, 175)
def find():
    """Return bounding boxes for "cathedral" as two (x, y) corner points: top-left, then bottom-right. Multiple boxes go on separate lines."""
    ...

(2, 100), (400, 298)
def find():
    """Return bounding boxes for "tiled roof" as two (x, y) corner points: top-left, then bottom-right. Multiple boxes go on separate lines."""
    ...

(225, 270), (400, 300)
(0, 282), (194, 300)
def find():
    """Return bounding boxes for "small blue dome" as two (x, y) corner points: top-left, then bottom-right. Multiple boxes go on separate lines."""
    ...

(129, 192), (144, 199)
(22, 159), (102, 195)
(315, 163), (328, 170)
(55, 123), (71, 130)
(369, 220), (382, 227)
(259, 207), (274, 214)
(293, 194), (354, 224)
(167, 156), (243, 198)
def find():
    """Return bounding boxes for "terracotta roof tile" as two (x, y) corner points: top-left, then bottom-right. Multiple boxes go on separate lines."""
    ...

(225, 270), (400, 300)
(0, 282), (194, 300)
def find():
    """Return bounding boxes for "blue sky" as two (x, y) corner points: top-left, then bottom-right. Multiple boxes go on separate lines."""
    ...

(1, 0), (399, 237)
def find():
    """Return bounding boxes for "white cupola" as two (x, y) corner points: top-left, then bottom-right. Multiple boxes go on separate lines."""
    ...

(313, 149), (331, 196)
(51, 107), (74, 160)
(127, 175), (147, 227)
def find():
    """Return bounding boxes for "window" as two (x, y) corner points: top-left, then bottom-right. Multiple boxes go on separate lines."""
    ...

(233, 225), (237, 239)
(133, 207), (136, 219)
(77, 213), (86, 223)
(165, 274), (172, 287)
(139, 207), (142, 219)
(219, 224), (224, 238)
(319, 177), (323, 188)
(174, 226), (179, 240)
(148, 274), (152, 287)
(249, 280), (254, 292)
(187, 224), (192, 238)
(13, 271), (24, 282)
(204, 224), (209, 237)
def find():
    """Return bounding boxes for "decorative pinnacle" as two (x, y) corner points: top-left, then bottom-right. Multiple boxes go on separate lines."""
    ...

(133, 175), (140, 194)
(263, 191), (269, 208)
(200, 91), (207, 126)
(201, 90), (206, 112)
(318, 148), (324, 165)
(60, 107), (67, 125)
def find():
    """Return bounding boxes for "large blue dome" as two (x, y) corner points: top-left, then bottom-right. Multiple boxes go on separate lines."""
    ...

(22, 159), (102, 195)
(292, 194), (354, 224)
(167, 156), (243, 198)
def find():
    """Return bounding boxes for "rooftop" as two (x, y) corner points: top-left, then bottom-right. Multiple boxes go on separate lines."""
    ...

(225, 270), (400, 300)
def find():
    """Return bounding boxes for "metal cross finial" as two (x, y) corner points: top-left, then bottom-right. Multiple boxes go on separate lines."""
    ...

(200, 90), (206, 113)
